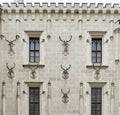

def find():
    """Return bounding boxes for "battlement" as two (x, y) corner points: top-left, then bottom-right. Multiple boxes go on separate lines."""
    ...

(0, 2), (120, 14)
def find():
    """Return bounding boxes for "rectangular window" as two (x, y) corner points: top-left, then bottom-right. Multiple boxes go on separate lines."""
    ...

(92, 39), (102, 63)
(29, 87), (40, 115)
(91, 88), (102, 115)
(29, 38), (40, 63)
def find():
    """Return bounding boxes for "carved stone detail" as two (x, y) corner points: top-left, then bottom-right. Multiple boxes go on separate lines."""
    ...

(92, 63), (102, 80)
(59, 35), (72, 56)
(6, 63), (15, 79)
(80, 82), (84, 98)
(60, 64), (71, 80)
(61, 88), (70, 103)
(30, 66), (39, 79)
(5, 35), (19, 55)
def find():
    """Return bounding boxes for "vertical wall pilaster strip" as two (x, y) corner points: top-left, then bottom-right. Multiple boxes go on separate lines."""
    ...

(2, 81), (6, 115)
(47, 19), (51, 37)
(48, 81), (52, 115)
(111, 82), (115, 115)
(115, 31), (119, 61)
(78, 19), (82, 36)
(17, 81), (21, 115)
(109, 20), (114, 38)
(79, 82), (84, 115)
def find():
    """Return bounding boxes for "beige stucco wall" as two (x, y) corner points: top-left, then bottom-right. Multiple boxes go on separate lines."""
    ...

(0, 2), (120, 115)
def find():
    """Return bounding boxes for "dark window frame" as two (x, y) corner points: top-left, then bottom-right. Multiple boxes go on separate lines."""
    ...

(29, 87), (40, 115)
(29, 38), (40, 63)
(91, 88), (102, 115)
(92, 38), (102, 63)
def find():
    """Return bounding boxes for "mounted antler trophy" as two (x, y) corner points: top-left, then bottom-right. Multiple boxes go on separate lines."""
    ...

(59, 35), (72, 56)
(5, 35), (19, 55)
(92, 63), (102, 80)
(6, 63), (15, 79)
(60, 64), (71, 80)
(61, 88), (70, 103)
(30, 66), (39, 79)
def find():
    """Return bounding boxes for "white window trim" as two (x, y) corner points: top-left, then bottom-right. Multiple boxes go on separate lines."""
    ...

(87, 82), (107, 115)
(23, 31), (45, 66)
(86, 31), (108, 67)
(24, 82), (46, 115)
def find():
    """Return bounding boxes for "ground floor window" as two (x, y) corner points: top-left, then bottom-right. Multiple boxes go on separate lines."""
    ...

(29, 87), (40, 115)
(91, 88), (102, 115)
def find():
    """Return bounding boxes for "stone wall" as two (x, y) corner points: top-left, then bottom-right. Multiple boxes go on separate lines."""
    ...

(0, 2), (120, 115)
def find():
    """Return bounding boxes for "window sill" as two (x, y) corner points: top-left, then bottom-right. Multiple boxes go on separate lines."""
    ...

(23, 63), (45, 68)
(86, 64), (108, 69)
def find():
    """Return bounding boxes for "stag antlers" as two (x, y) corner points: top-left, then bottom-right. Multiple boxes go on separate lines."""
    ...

(92, 63), (102, 80)
(5, 35), (19, 54)
(61, 88), (70, 103)
(59, 35), (72, 56)
(60, 64), (71, 80)
(6, 63), (15, 79)
(30, 66), (39, 79)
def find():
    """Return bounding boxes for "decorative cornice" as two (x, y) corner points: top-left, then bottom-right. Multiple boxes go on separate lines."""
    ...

(0, 3), (120, 14)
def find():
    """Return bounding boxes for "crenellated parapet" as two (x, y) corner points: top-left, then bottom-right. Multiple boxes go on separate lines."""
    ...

(0, 3), (120, 15)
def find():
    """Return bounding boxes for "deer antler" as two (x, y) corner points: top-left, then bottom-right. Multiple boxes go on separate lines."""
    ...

(61, 88), (70, 95)
(11, 63), (15, 69)
(5, 38), (11, 43)
(66, 64), (71, 71)
(66, 35), (72, 42)
(11, 36), (18, 42)
(6, 63), (10, 70)
(60, 64), (71, 71)
(60, 65), (66, 71)
(66, 88), (70, 94)
(61, 89), (64, 94)
(59, 36), (64, 42)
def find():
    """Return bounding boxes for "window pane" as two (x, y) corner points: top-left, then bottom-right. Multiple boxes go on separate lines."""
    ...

(97, 111), (101, 115)
(97, 52), (102, 58)
(30, 111), (34, 115)
(30, 104), (34, 110)
(35, 111), (39, 115)
(92, 58), (96, 63)
(30, 52), (34, 57)
(35, 52), (39, 57)
(92, 110), (96, 115)
(97, 41), (102, 51)
(92, 39), (102, 63)
(92, 52), (96, 58)
(96, 104), (101, 110)
(97, 58), (101, 63)
(30, 95), (34, 102)
(30, 57), (34, 62)
(35, 40), (39, 50)
(92, 41), (96, 51)
(29, 38), (40, 63)
(30, 40), (35, 50)
(35, 95), (39, 102)
(35, 104), (39, 111)
(35, 57), (39, 63)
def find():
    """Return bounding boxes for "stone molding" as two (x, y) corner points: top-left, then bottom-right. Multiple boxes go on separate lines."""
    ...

(0, 3), (120, 14)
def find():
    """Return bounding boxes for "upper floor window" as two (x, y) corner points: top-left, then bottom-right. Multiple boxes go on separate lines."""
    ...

(91, 88), (102, 115)
(29, 87), (40, 115)
(29, 38), (40, 63)
(92, 39), (102, 63)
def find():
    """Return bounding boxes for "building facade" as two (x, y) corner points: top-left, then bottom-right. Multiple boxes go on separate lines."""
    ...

(0, 1), (120, 115)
